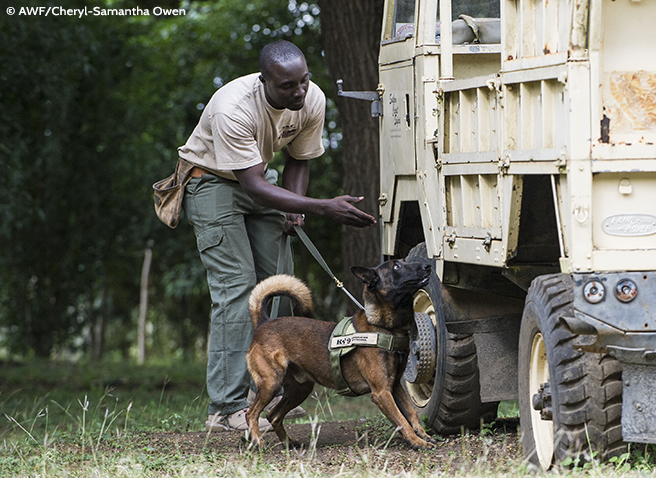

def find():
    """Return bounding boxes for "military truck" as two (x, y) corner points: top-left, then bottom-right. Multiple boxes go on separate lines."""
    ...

(339, 0), (656, 469)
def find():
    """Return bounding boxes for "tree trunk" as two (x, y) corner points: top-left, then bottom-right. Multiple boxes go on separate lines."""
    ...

(137, 240), (154, 365)
(319, 0), (384, 312)
(91, 278), (108, 361)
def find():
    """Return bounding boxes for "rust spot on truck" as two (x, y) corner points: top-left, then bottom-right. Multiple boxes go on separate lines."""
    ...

(605, 71), (656, 137)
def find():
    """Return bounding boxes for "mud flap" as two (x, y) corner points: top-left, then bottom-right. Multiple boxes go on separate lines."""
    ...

(620, 364), (656, 443)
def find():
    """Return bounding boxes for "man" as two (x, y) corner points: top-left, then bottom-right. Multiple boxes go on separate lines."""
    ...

(179, 40), (376, 432)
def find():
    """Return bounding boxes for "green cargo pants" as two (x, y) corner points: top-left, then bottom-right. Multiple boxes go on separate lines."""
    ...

(183, 168), (293, 416)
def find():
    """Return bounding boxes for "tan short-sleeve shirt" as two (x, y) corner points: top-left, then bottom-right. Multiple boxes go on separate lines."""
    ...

(178, 73), (325, 181)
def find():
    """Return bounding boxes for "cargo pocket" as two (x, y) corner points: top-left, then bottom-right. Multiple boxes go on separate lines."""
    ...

(196, 225), (243, 277)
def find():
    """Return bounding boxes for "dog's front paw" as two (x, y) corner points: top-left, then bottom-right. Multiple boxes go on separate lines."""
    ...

(423, 434), (438, 445)
(409, 438), (437, 450)
(413, 427), (438, 445)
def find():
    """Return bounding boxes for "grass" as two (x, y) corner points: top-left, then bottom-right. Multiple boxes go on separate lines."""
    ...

(0, 358), (382, 476)
(1, 359), (207, 441)
(0, 358), (655, 477)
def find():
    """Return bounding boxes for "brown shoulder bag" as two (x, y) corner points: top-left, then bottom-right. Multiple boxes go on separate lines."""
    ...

(152, 158), (194, 229)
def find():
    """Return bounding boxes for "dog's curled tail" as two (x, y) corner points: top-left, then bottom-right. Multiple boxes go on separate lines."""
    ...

(249, 274), (313, 329)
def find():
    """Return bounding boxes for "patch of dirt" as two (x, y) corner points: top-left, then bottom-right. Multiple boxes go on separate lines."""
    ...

(141, 417), (521, 474)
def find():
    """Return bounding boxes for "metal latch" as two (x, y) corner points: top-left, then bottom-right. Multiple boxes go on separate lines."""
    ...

(337, 79), (383, 117)
(483, 232), (492, 252)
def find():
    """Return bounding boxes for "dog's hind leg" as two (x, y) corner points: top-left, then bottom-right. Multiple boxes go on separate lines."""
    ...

(246, 386), (278, 445)
(267, 377), (314, 449)
(246, 350), (286, 447)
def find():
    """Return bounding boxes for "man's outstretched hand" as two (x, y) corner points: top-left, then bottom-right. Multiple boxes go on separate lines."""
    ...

(324, 195), (377, 227)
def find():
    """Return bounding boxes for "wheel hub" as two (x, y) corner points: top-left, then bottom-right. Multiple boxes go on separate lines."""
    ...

(532, 382), (553, 421)
(529, 332), (554, 469)
(403, 312), (436, 384)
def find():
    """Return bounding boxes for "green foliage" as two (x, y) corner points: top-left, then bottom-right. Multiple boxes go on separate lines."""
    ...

(0, 0), (345, 359)
(0, 0), (148, 357)
(609, 444), (656, 473)
(497, 400), (519, 418)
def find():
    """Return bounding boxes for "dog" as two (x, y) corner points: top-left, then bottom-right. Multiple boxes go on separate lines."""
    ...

(245, 259), (435, 450)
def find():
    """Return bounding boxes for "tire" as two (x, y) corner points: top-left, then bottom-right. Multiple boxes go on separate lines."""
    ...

(518, 274), (626, 469)
(404, 243), (496, 434)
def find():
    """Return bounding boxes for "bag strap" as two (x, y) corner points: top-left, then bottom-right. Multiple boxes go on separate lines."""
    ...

(458, 14), (481, 43)
(176, 158), (195, 184)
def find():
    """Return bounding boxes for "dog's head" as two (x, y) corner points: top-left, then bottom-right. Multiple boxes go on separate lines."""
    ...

(351, 260), (431, 329)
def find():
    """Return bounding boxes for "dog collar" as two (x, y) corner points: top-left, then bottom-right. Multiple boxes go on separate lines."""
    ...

(328, 316), (410, 396)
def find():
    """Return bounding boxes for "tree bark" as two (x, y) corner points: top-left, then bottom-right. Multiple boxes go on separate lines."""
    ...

(319, 0), (384, 313)
(137, 240), (154, 365)
(90, 277), (107, 361)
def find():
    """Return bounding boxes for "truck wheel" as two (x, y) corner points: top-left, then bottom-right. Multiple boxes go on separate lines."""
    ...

(519, 274), (626, 469)
(404, 243), (495, 434)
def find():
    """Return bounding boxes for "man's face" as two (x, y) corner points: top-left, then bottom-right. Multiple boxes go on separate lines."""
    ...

(261, 56), (310, 111)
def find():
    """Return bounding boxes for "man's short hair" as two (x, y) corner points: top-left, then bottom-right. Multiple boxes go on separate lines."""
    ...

(259, 41), (305, 79)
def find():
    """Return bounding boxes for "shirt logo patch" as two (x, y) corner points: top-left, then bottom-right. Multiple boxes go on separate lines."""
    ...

(279, 125), (298, 139)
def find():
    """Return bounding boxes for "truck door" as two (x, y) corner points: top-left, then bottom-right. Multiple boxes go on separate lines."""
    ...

(379, 0), (417, 226)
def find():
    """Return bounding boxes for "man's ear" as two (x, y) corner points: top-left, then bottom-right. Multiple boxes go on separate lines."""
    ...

(259, 74), (266, 84)
(351, 266), (379, 288)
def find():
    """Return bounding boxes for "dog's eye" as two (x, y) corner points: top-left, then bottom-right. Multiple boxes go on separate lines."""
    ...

(393, 262), (401, 270)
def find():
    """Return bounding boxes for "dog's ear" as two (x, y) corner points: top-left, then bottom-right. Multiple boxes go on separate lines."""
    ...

(351, 266), (379, 288)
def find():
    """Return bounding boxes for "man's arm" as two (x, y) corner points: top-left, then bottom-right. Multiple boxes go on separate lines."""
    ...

(233, 163), (376, 228)
(280, 153), (309, 232)
(281, 153), (309, 196)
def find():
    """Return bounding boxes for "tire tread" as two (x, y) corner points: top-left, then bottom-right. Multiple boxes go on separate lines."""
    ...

(524, 274), (626, 464)
(405, 243), (498, 435)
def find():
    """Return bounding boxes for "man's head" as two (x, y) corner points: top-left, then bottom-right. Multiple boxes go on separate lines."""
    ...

(259, 41), (309, 111)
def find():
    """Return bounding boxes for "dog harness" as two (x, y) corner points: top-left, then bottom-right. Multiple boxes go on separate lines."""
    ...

(328, 316), (410, 396)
